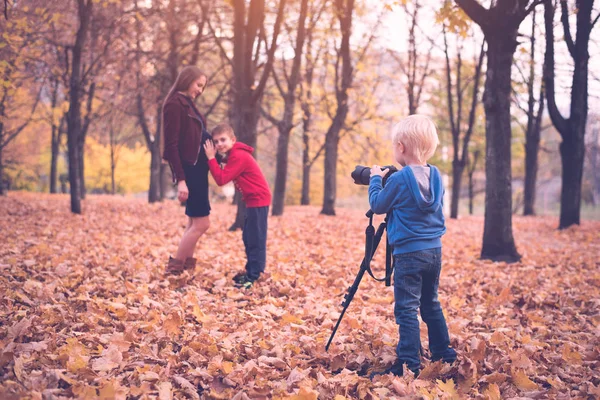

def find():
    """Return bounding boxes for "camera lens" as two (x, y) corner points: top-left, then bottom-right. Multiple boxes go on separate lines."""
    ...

(351, 165), (371, 185)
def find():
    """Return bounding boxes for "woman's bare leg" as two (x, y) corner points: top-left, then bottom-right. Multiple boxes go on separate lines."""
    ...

(175, 216), (210, 260)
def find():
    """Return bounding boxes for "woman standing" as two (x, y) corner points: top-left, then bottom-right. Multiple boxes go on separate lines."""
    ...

(162, 66), (211, 275)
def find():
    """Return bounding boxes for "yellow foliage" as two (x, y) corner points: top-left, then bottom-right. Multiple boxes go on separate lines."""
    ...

(84, 138), (150, 194)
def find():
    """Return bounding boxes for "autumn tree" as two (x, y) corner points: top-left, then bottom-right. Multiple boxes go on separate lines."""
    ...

(132, 0), (227, 203)
(299, 1), (328, 206)
(543, 0), (598, 228)
(389, 0), (435, 115)
(262, 0), (309, 216)
(441, 17), (486, 219)
(321, 0), (355, 216)
(454, 0), (542, 262)
(518, 8), (545, 216)
(586, 114), (600, 205)
(0, 5), (44, 195)
(215, 0), (286, 229)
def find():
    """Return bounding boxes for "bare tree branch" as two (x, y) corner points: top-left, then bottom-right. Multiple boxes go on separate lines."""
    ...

(1, 81), (44, 149)
(559, 0), (576, 58)
(593, 12), (600, 29)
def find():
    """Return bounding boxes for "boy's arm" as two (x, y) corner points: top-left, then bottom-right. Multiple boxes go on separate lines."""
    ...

(207, 152), (245, 186)
(369, 174), (401, 214)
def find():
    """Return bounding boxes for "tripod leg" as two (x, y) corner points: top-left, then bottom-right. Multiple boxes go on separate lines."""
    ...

(326, 221), (388, 351)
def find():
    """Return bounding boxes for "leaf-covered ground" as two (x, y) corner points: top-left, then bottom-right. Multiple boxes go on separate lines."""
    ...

(1, 192), (599, 399)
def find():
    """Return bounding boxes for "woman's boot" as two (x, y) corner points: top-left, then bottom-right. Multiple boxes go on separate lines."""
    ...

(184, 257), (196, 272)
(165, 256), (185, 275)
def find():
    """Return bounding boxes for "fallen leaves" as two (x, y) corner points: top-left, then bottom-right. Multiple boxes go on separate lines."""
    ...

(0, 193), (599, 398)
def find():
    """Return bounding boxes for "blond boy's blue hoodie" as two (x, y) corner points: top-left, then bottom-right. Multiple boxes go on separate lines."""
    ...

(368, 165), (446, 255)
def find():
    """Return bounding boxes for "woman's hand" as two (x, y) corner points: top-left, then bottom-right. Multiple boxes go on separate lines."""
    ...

(177, 180), (189, 202)
(370, 165), (388, 178)
(203, 140), (216, 160)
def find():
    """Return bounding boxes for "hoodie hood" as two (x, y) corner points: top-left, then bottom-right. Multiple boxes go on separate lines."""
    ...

(404, 165), (443, 213)
(232, 142), (254, 154)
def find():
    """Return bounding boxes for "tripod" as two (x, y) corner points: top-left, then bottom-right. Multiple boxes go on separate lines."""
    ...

(325, 210), (393, 351)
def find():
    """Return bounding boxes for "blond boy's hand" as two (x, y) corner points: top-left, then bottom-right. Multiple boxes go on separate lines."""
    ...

(203, 140), (216, 160)
(370, 165), (388, 178)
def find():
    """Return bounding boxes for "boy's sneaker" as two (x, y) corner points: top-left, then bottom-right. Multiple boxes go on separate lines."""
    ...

(368, 361), (404, 379)
(234, 274), (256, 289)
(232, 271), (246, 284)
(369, 361), (420, 380)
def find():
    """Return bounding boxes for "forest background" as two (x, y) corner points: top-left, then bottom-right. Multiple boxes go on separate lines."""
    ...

(2, 1), (600, 398)
(1, 0), (599, 222)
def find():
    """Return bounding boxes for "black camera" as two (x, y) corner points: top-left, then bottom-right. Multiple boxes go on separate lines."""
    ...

(351, 165), (398, 186)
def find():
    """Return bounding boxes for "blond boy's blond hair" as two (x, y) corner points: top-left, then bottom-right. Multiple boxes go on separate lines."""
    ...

(392, 114), (439, 164)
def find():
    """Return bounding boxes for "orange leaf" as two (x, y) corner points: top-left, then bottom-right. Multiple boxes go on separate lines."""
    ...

(482, 383), (501, 400)
(511, 369), (538, 390)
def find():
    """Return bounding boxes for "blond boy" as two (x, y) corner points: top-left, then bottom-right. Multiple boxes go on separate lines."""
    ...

(368, 114), (456, 377)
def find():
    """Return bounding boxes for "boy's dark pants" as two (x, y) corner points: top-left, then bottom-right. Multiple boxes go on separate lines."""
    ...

(242, 206), (269, 281)
(393, 247), (456, 371)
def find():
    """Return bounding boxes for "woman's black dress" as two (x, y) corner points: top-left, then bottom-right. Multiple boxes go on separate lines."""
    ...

(181, 96), (212, 218)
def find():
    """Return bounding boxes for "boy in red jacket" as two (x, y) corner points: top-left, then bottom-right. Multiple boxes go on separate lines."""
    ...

(203, 123), (272, 289)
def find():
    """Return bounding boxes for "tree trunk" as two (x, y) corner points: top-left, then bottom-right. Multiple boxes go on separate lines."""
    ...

(467, 149), (479, 215)
(49, 80), (62, 194)
(270, 0), (308, 216)
(0, 143), (4, 196)
(590, 124), (600, 205)
(66, 0), (93, 214)
(301, 127), (311, 205)
(468, 172), (474, 215)
(148, 146), (161, 202)
(543, 0), (593, 229)
(480, 36), (520, 262)
(78, 140), (86, 198)
(160, 163), (169, 200)
(272, 126), (291, 215)
(227, 0), (286, 229)
(523, 85), (544, 216)
(321, 122), (341, 215)
(523, 140), (539, 216)
(320, 0), (354, 216)
(523, 9), (544, 216)
(558, 131), (586, 227)
(450, 161), (465, 218)
(50, 127), (59, 194)
(229, 101), (259, 229)
(110, 141), (116, 195)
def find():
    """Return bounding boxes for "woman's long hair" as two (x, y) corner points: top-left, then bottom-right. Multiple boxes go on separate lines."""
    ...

(160, 66), (207, 159)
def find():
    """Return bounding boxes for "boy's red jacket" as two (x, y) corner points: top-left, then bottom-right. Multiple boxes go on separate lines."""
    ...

(207, 142), (272, 208)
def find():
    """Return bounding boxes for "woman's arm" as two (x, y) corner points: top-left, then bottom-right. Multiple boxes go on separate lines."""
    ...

(163, 102), (186, 182)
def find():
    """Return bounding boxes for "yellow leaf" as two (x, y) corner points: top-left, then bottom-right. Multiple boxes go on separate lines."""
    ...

(285, 386), (319, 400)
(490, 331), (505, 344)
(164, 311), (182, 336)
(483, 383), (501, 400)
(72, 384), (98, 399)
(98, 382), (117, 400)
(562, 343), (582, 364)
(221, 361), (233, 374)
(436, 379), (460, 400)
(13, 356), (25, 382)
(511, 369), (538, 390)
(158, 382), (173, 400)
(282, 313), (304, 325)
